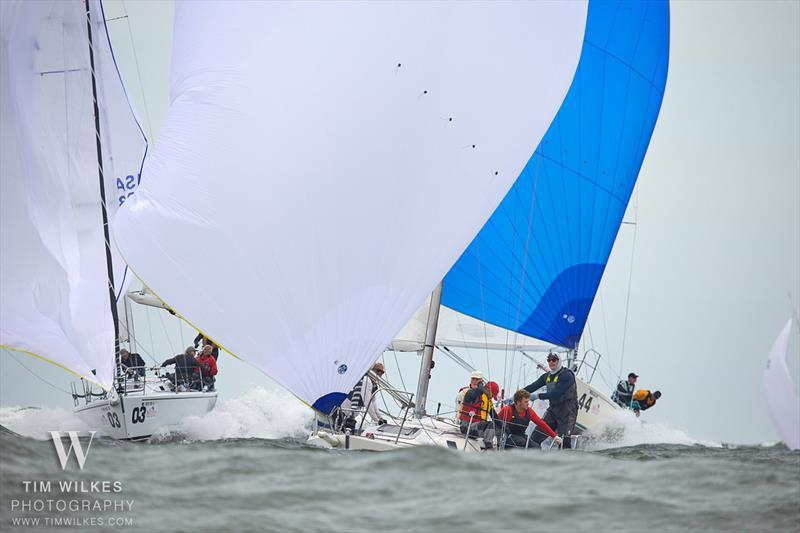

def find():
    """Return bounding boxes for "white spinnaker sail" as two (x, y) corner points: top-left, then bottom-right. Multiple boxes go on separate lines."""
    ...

(93, 1), (149, 300)
(0, 1), (146, 388)
(389, 299), (557, 353)
(764, 320), (800, 450)
(114, 2), (587, 412)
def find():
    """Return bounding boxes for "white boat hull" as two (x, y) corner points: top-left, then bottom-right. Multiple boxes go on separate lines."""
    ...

(310, 375), (621, 451)
(74, 390), (217, 440)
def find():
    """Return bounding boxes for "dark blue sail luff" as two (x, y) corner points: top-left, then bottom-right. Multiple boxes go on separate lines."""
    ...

(442, 0), (669, 348)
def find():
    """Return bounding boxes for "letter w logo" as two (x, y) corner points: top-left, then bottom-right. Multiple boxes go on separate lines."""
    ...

(49, 431), (96, 470)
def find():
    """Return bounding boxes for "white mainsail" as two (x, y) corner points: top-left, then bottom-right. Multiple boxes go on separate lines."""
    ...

(0, 1), (146, 387)
(114, 2), (587, 412)
(764, 320), (800, 450)
(389, 298), (557, 353)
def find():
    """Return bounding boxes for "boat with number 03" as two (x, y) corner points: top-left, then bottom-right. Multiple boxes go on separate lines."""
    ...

(0, 0), (216, 440)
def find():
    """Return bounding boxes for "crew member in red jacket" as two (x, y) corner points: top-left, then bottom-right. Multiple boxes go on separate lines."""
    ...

(195, 345), (218, 391)
(496, 389), (562, 449)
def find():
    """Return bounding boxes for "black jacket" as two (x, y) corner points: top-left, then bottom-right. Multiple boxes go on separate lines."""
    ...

(524, 367), (576, 402)
(161, 353), (200, 382)
(121, 352), (146, 377)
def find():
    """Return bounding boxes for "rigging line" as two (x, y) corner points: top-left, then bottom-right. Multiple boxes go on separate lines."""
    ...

(5, 351), (72, 396)
(144, 306), (156, 361)
(501, 166), (528, 392)
(389, 348), (407, 392)
(156, 308), (176, 355)
(596, 260), (610, 356)
(788, 292), (800, 331)
(510, 150), (544, 391)
(474, 243), (491, 379)
(618, 186), (640, 380)
(116, 319), (158, 364)
(179, 318), (186, 348)
(119, 0), (154, 138)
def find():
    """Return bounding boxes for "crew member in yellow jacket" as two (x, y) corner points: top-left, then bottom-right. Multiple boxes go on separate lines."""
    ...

(631, 389), (661, 416)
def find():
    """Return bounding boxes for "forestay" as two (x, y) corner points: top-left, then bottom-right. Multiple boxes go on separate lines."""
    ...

(443, 0), (671, 349)
(114, 2), (587, 412)
(0, 0), (147, 387)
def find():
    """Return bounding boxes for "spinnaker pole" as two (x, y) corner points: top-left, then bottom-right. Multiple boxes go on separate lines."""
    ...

(414, 282), (442, 418)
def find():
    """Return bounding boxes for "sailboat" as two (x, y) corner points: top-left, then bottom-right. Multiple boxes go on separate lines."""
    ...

(0, 0), (216, 440)
(764, 320), (800, 450)
(310, 0), (671, 450)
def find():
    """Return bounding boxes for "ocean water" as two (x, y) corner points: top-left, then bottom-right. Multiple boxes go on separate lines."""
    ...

(1, 388), (798, 533)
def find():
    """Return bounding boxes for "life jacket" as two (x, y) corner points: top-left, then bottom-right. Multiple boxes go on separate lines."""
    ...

(458, 388), (492, 422)
(633, 389), (655, 408)
(505, 406), (533, 436)
(544, 367), (578, 416)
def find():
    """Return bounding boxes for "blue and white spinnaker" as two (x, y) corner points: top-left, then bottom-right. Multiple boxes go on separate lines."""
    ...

(443, 0), (670, 349)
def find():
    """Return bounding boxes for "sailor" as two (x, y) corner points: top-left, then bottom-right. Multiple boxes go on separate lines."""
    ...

(455, 370), (486, 420)
(524, 352), (579, 448)
(611, 372), (638, 408)
(195, 345), (218, 391)
(119, 348), (146, 379)
(161, 347), (201, 390)
(194, 333), (220, 360)
(496, 389), (561, 449)
(338, 362), (387, 431)
(631, 389), (661, 416)
(458, 377), (500, 450)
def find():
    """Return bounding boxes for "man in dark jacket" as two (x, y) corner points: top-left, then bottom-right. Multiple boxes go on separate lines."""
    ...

(120, 349), (146, 378)
(161, 347), (201, 390)
(524, 352), (578, 448)
(611, 372), (638, 408)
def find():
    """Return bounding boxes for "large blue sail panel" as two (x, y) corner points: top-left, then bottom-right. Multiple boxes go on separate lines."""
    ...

(442, 0), (669, 349)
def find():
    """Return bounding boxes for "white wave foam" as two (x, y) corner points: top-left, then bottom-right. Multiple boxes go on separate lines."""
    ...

(0, 406), (90, 440)
(583, 409), (721, 449)
(152, 387), (313, 441)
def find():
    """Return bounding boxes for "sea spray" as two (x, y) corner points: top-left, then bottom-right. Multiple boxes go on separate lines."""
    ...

(0, 406), (89, 440)
(582, 409), (721, 450)
(150, 387), (313, 441)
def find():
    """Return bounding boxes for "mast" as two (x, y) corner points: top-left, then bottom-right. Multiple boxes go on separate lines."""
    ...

(414, 282), (442, 418)
(85, 0), (121, 380)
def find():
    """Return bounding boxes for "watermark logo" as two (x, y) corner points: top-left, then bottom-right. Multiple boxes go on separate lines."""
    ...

(49, 431), (96, 470)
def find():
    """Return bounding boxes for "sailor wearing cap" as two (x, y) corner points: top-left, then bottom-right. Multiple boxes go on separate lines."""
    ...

(339, 361), (387, 430)
(611, 372), (638, 408)
(455, 370), (500, 450)
(523, 352), (579, 448)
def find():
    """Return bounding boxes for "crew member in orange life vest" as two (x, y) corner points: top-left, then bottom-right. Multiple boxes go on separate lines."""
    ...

(496, 389), (562, 449)
(455, 370), (485, 419)
(457, 372), (500, 450)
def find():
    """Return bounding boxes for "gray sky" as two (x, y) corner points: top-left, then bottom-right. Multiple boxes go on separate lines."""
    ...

(2, 0), (798, 445)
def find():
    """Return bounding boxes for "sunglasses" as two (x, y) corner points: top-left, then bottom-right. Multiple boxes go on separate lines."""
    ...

(375, 369), (385, 375)
(546, 357), (559, 362)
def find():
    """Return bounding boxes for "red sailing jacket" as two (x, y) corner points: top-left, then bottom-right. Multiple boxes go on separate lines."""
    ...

(195, 354), (218, 377)
(497, 404), (556, 438)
